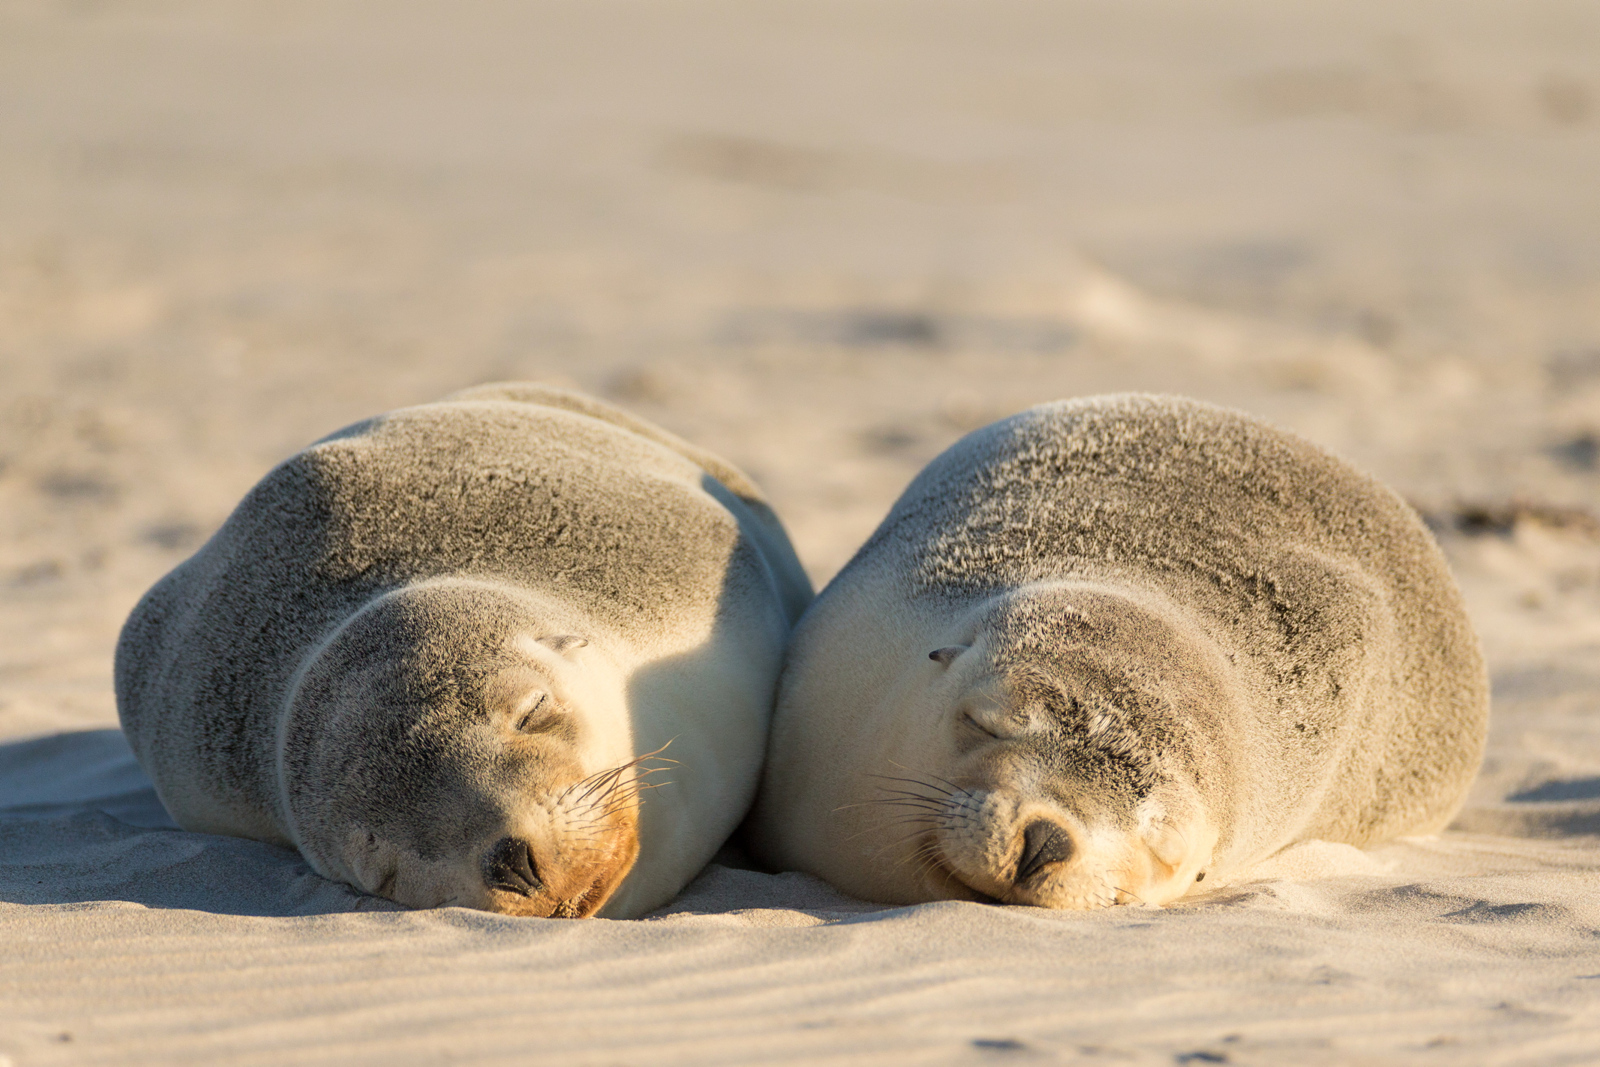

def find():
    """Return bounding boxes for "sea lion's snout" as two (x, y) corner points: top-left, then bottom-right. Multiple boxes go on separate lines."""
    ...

(909, 772), (1214, 910)
(478, 830), (626, 919)
(1014, 819), (1073, 885)
(923, 786), (1117, 908)
(472, 771), (644, 918)
(483, 837), (542, 897)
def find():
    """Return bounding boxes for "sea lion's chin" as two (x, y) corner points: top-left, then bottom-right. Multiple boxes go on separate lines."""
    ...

(925, 832), (1125, 911)
(1003, 832), (1208, 910)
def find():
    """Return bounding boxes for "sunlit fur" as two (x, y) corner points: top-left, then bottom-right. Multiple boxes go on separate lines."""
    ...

(339, 751), (663, 918)
(274, 580), (657, 917)
(751, 395), (1488, 910)
(117, 384), (812, 918)
(825, 585), (1222, 909)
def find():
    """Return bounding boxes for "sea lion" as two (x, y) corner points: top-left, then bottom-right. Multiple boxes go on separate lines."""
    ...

(116, 383), (812, 918)
(749, 394), (1487, 909)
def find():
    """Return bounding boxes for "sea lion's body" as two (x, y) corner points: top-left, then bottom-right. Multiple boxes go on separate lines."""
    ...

(117, 383), (811, 918)
(750, 395), (1487, 908)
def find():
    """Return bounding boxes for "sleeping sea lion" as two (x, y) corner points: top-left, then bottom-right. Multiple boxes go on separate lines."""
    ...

(117, 383), (812, 917)
(749, 394), (1487, 908)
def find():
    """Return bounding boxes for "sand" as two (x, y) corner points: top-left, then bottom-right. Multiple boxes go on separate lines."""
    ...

(4, 0), (1600, 1062)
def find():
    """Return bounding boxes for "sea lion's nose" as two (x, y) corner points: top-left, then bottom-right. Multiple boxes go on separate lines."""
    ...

(483, 837), (543, 896)
(1015, 820), (1073, 884)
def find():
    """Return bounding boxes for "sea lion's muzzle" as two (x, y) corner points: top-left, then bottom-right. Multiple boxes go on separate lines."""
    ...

(481, 834), (614, 918)
(919, 784), (1131, 908)
(477, 797), (641, 919)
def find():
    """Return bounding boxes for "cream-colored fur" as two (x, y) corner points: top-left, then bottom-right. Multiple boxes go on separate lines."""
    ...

(117, 384), (811, 918)
(749, 394), (1487, 909)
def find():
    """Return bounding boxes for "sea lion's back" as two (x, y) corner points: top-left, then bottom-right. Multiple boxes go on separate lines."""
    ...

(841, 394), (1486, 843)
(116, 389), (809, 842)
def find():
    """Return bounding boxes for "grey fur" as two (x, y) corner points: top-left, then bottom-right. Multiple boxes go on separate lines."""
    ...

(750, 394), (1487, 908)
(116, 383), (811, 917)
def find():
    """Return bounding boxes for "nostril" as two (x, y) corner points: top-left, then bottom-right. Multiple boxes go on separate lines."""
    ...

(483, 837), (542, 896)
(1015, 820), (1073, 884)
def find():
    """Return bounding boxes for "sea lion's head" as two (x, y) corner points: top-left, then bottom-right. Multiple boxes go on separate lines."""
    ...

(864, 583), (1230, 909)
(278, 581), (649, 917)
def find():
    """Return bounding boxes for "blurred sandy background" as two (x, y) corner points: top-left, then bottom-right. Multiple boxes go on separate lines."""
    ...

(4, 0), (1598, 736)
(4, 2), (1600, 1063)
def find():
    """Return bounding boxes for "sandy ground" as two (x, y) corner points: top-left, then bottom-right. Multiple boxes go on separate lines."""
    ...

(3, 1), (1600, 1063)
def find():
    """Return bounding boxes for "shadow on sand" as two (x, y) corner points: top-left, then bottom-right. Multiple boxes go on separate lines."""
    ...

(0, 729), (394, 917)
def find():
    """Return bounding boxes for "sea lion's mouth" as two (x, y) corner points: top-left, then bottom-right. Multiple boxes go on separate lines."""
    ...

(951, 876), (1006, 905)
(486, 874), (616, 919)
(548, 885), (608, 919)
(923, 835), (1121, 910)
(924, 852), (1006, 905)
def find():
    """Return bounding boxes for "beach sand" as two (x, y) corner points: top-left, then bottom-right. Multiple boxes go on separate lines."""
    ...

(3, 1), (1600, 1062)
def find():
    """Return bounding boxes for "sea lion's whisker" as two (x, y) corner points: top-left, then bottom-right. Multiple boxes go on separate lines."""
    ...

(869, 770), (985, 821)
(869, 804), (950, 820)
(865, 774), (958, 804)
(853, 811), (947, 845)
(871, 788), (953, 804)
(569, 745), (680, 807)
(892, 811), (950, 827)
(921, 771), (975, 796)
(876, 831), (934, 870)
(906, 840), (950, 884)
(1108, 877), (1151, 907)
(573, 767), (628, 804)
(878, 833), (932, 869)
(868, 772), (956, 792)
(560, 788), (653, 825)
(833, 799), (897, 813)
(881, 763), (977, 798)
(902, 834), (942, 865)
(868, 794), (951, 809)
(873, 805), (950, 820)
(848, 806), (945, 844)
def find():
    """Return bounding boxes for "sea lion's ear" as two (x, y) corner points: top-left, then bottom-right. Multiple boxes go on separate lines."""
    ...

(539, 635), (589, 656)
(929, 646), (968, 667)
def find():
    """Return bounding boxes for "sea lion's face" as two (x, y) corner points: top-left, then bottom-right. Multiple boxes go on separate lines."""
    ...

(281, 589), (649, 917)
(866, 587), (1223, 909)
